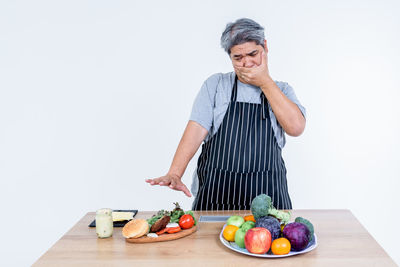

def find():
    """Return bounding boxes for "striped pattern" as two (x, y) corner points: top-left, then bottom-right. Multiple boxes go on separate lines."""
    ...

(192, 76), (292, 210)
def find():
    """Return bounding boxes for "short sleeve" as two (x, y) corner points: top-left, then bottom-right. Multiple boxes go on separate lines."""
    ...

(279, 82), (307, 119)
(189, 74), (220, 132)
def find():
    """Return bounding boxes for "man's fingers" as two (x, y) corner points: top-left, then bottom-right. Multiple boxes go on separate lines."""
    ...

(159, 177), (171, 186)
(169, 179), (177, 189)
(260, 50), (264, 65)
(146, 177), (171, 186)
(182, 187), (192, 197)
(260, 50), (267, 66)
(234, 67), (248, 81)
(176, 183), (192, 197)
(169, 180), (192, 198)
(146, 176), (191, 197)
(235, 66), (250, 73)
(146, 178), (159, 185)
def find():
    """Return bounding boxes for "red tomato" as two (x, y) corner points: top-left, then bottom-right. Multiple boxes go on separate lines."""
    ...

(179, 214), (195, 229)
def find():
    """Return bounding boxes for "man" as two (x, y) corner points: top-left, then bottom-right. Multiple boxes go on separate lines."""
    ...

(146, 18), (306, 210)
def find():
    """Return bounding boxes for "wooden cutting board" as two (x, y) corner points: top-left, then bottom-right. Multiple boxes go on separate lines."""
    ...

(126, 225), (197, 243)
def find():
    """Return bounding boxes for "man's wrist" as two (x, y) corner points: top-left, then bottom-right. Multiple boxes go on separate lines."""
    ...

(167, 171), (182, 180)
(260, 76), (275, 90)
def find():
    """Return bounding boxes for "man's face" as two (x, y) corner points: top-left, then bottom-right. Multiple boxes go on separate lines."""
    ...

(230, 40), (267, 68)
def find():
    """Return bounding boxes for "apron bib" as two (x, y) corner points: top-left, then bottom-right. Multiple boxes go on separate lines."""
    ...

(192, 75), (292, 210)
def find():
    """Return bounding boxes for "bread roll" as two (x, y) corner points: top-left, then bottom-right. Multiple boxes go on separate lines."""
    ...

(122, 219), (149, 239)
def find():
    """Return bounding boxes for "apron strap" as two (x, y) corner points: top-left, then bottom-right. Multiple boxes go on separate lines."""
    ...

(231, 75), (238, 102)
(261, 92), (270, 120)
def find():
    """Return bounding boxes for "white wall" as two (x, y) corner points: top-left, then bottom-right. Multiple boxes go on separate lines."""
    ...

(1, 0), (399, 265)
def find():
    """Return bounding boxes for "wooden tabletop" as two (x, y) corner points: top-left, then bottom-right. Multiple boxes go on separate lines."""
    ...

(33, 210), (396, 266)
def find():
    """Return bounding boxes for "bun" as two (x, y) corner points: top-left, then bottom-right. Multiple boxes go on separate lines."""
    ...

(122, 219), (149, 239)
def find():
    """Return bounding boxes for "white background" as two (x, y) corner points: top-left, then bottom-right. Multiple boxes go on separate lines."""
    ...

(1, 0), (399, 266)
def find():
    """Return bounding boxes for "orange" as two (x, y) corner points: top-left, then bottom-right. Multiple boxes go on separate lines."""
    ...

(271, 237), (291, 255)
(223, 225), (239, 242)
(244, 215), (256, 222)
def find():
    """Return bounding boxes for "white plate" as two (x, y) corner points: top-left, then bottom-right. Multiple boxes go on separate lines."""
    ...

(219, 224), (318, 258)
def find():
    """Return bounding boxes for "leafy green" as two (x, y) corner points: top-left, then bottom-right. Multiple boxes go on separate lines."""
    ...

(170, 210), (185, 223)
(146, 209), (168, 227)
(147, 202), (197, 226)
(168, 202), (183, 223)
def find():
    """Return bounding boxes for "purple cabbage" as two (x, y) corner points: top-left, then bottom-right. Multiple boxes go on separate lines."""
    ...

(282, 222), (310, 251)
(255, 216), (281, 240)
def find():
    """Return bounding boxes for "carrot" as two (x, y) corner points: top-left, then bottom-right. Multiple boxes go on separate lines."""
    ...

(167, 226), (181, 234)
(156, 228), (168, 235)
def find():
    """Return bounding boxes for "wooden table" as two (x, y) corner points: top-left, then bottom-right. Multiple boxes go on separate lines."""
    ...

(33, 210), (396, 266)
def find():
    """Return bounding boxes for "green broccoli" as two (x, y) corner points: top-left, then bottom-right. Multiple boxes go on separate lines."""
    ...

(251, 194), (272, 220)
(250, 194), (291, 224)
(268, 208), (291, 225)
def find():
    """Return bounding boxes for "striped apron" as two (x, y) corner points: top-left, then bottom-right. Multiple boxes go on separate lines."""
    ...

(192, 75), (292, 210)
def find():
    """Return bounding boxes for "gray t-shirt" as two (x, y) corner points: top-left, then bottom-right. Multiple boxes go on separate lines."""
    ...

(189, 71), (306, 197)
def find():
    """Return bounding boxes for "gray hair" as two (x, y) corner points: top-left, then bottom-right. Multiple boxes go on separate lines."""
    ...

(220, 18), (265, 55)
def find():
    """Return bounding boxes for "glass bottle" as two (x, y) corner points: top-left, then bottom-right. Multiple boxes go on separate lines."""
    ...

(96, 208), (113, 238)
